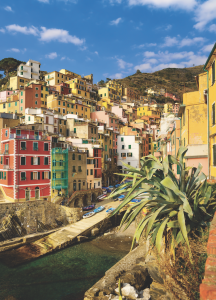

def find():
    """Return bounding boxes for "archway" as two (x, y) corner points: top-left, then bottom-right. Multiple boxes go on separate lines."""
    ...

(35, 187), (40, 200)
(92, 192), (97, 202)
(74, 197), (82, 208)
(25, 188), (30, 201)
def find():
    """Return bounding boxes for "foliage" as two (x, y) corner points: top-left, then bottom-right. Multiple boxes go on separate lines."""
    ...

(0, 58), (25, 77)
(98, 79), (105, 86)
(136, 69), (141, 74)
(153, 230), (209, 300)
(106, 77), (111, 82)
(109, 147), (216, 257)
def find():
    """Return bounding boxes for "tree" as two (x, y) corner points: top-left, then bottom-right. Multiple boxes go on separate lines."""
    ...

(109, 147), (216, 257)
(136, 69), (141, 74)
(0, 58), (25, 77)
(98, 80), (105, 86)
(106, 78), (111, 82)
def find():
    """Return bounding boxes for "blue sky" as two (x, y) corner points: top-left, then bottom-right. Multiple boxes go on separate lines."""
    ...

(1, 0), (216, 83)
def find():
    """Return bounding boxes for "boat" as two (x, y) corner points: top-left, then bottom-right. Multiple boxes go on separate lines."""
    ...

(117, 195), (125, 201)
(83, 211), (95, 219)
(94, 206), (105, 213)
(106, 207), (115, 214)
(83, 204), (95, 211)
(97, 194), (106, 202)
(130, 199), (141, 203)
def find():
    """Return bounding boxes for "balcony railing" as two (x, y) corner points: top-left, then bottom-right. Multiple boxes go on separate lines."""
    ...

(3, 165), (12, 170)
(10, 134), (41, 140)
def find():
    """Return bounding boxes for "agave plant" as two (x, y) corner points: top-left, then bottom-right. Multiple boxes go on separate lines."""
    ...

(108, 147), (216, 257)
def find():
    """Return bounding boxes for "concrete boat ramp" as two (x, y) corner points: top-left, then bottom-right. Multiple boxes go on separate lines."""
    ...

(0, 201), (123, 266)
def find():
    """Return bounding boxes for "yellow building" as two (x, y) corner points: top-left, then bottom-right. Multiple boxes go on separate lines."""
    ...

(137, 104), (161, 118)
(45, 71), (77, 86)
(10, 76), (31, 90)
(97, 98), (113, 111)
(40, 84), (49, 108)
(59, 69), (81, 78)
(0, 94), (20, 114)
(66, 78), (90, 99)
(204, 44), (216, 179)
(106, 80), (122, 97)
(98, 87), (119, 101)
(98, 127), (113, 170)
(178, 72), (208, 175)
(47, 94), (91, 118)
(164, 103), (173, 114)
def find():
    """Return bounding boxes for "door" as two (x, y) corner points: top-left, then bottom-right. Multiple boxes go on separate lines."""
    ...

(5, 158), (9, 166)
(35, 188), (40, 200)
(26, 189), (30, 201)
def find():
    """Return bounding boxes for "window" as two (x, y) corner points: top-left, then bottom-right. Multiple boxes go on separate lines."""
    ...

(78, 166), (82, 172)
(63, 102), (65, 106)
(20, 72), (23, 75)
(121, 137), (124, 142)
(213, 144), (216, 166)
(213, 103), (215, 126)
(87, 169), (89, 175)
(42, 171), (50, 179)
(21, 99), (23, 104)
(72, 166), (76, 172)
(8, 103), (11, 108)
(53, 172), (56, 179)
(21, 172), (26, 181)
(63, 109), (65, 114)
(33, 142), (38, 151)
(35, 94), (38, 98)
(60, 160), (63, 166)
(72, 153), (75, 160)
(3, 104), (5, 109)
(32, 157), (40, 165)
(91, 128), (93, 133)
(21, 157), (26, 165)
(105, 145), (107, 151)
(44, 157), (49, 165)
(5, 130), (8, 137)
(90, 169), (93, 175)
(127, 153), (132, 157)
(122, 145), (124, 149)
(44, 143), (49, 151)
(58, 108), (61, 113)
(213, 61), (215, 86)
(58, 101), (61, 105)
(78, 155), (81, 161)
(31, 172), (40, 180)
(21, 141), (26, 150)
(36, 87), (39, 90)
(21, 91), (23, 96)
(74, 128), (76, 133)
(121, 153), (126, 157)
(128, 145), (131, 149)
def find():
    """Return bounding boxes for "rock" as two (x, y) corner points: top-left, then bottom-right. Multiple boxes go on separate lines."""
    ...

(87, 287), (100, 297)
(138, 288), (151, 300)
(120, 265), (150, 290)
(77, 235), (88, 242)
(115, 283), (139, 299)
(150, 282), (167, 300)
(91, 228), (99, 236)
(145, 263), (164, 284)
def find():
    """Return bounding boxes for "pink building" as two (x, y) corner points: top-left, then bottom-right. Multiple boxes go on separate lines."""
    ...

(165, 93), (180, 102)
(111, 105), (128, 124)
(0, 90), (18, 102)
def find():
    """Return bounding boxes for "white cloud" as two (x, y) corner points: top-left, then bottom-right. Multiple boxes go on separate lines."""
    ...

(127, 0), (197, 10)
(161, 36), (178, 47)
(80, 46), (87, 51)
(165, 24), (172, 30)
(148, 58), (158, 64)
(143, 51), (156, 57)
(40, 27), (84, 45)
(117, 58), (133, 69)
(7, 48), (20, 52)
(134, 63), (151, 72)
(38, 0), (49, 2)
(95, 51), (99, 55)
(4, 6), (13, 12)
(209, 24), (216, 32)
(46, 52), (58, 59)
(6, 24), (39, 36)
(179, 37), (205, 47)
(61, 57), (66, 60)
(109, 0), (122, 4)
(110, 73), (123, 79)
(194, 0), (216, 30)
(151, 62), (186, 71)
(202, 43), (215, 52)
(86, 57), (92, 61)
(110, 17), (122, 26)
(0, 28), (5, 33)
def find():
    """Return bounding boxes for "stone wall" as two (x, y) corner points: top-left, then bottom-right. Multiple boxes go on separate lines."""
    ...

(200, 211), (216, 300)
(0, 200), (82, 239)
(68, 188), (102, 208)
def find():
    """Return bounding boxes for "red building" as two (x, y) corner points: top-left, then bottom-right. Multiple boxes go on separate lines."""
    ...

(0, 127), (51, 202)
(19, 83), (42, 113)
(54, 83), (71, 95)
(94, 148), (102, 185)
(165, 92), (180, 102)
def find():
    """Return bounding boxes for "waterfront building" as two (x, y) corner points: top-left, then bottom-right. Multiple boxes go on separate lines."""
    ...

(0, 127), (51, 202)
(178, 72), (208, 175)
(66, 78), (91, 99)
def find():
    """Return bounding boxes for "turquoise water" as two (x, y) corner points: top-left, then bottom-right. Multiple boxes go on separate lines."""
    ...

(0, 241), (127, 300)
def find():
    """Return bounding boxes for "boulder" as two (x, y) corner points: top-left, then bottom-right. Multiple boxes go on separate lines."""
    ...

(120, 265), (150, 290)
(91, 228), (100, 236)
(115, 283), (139, 299)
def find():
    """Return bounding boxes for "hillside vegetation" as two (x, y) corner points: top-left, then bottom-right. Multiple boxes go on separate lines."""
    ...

(117, 65), (204, 100)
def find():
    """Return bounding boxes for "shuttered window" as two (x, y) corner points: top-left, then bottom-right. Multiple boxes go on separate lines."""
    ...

(213, 145), (216, 166)
(212, 103), (215, 126)
(212, 61), (215, 85)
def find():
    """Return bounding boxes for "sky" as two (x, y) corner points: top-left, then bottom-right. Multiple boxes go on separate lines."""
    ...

(0, 0), (216, 83)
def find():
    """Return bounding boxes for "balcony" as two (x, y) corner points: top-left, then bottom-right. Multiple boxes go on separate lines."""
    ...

(10, 134), (42, 140)
(3, 165), (13, 170)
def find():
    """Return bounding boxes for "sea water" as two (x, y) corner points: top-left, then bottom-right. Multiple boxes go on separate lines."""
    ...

(0, 241), (127, 300)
